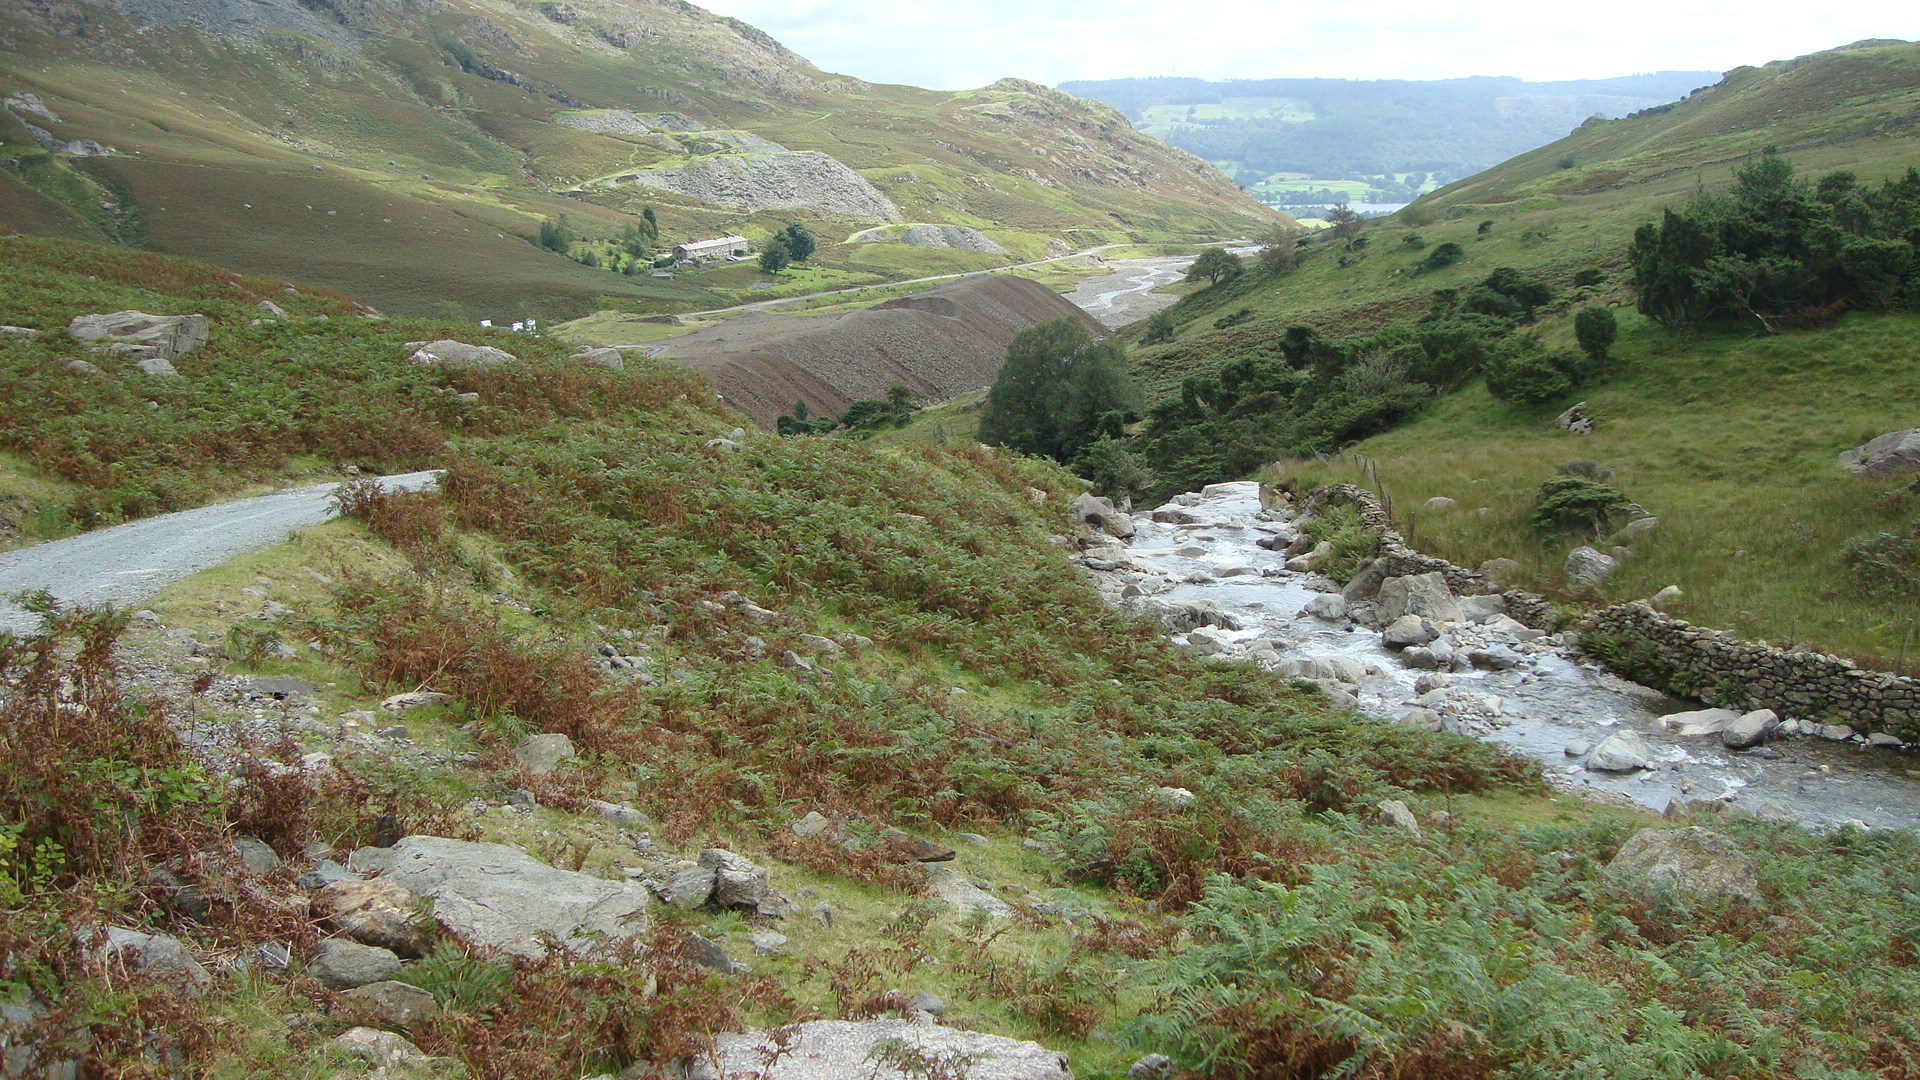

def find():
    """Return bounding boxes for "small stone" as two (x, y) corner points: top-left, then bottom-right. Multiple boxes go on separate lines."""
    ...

(331, 1027), (431, 1071)
(1650, 585), (1685, 609)
(810, 902), (833, 928)
(1376, 799), (1421, 837)
(747, 931), (789, 957)
(381, 691), (452, 712)
(511, 732), (576, 776)
(791, 811), (834, 839)
(234, 836), (282, 875)
(1152, 786), (1197, 809)
(1421, 496), (1457, 513)
(1565, 740), (1594, 758)
(954, 833), (990, 846)
(907, 991), (946, 1017)
(685, 932), (746, 974)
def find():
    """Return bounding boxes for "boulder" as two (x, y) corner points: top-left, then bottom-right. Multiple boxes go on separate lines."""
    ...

(308, 939), (402, 990)
(1377, 572), (1463, 624)
(1273, 656), (1368, 687)
(340, 980), (440, 1027)
(88, 927), (211, 994)
(1605, 827), (1760, 904)
(1456, 593), (1507, 623)
(1184, 625), (1233, 656)
(1381, 615), (1438, 650)
(256, 300), (288, 319)
(1069, 491), (1135, 539)
(408, 339), (515, 369)
(1376, 799), (1421, 837)
(1481, 613), (1543, 641)
(510, 732), (576, 776)
(1302, 592), (1348, 621)
(700, 848), (771, 908)
(1140, 598), (1240, 633)
(684, 1019), (1072, 1080)
(879, 827), (957, 863)
(1420, 496), (1457, 513)
(926, 865), (1012, 919)
(358, 836), (651, 959)
(791, 810), (835, 839)
(1722, 710), (1780, 750)
(1839, 428), (1920, 478)
(67, 311), (209, 358)
(331, 1027), (434, 1072)
(315, 878), (435, 956)
(1612, 516), (1660, 542)
(662, 865), (718, 908)
(1659, 708), (1741, 738)
(1340, 558), (1390, 601)
(1477, 558), (1522, 584)
(572, 346), (624, 370)
(1563, 546), (1618, 589)
(1586, 731), (1651, 772)
(134, 356), (180, 377)
(1650, 584), (1685, 610)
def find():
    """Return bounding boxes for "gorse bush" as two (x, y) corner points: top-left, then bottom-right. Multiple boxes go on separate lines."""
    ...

(1530, 474), (1636, 538)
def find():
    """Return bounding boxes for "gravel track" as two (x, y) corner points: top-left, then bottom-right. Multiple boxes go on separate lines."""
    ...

(0, 471), (439, 634)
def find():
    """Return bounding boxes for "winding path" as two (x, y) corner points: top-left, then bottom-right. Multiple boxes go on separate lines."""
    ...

(0, 471), (440, 634)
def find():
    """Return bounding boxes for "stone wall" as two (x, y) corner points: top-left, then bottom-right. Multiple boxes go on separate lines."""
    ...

(1299, 483), (1561, 630)
(1581, 602), (1919, 739)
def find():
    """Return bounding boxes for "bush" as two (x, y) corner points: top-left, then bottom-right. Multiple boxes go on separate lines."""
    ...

(1422, 242), (1463, 270)
(1073, 436), (1158, 504)
(1141, 310), (1176, 344)
(1530, 474), (1634, 537)
(1298, 503), (1377, 581)
(1486, 351), (1573, 404)
(1841, 519), (1920, 598)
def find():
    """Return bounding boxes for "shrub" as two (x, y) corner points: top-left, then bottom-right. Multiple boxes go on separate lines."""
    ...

(1530, 474), (1634, 537)
(1298, 503), (1377, 581)
(1141, 310), (1176, 344)
(1840, 518), (1920, 598)
(1485, 350), (1573, 404)
(1422, 242), (1464, 270)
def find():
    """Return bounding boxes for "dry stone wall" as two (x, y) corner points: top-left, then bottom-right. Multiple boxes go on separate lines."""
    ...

(1581, 602), (1920, 739)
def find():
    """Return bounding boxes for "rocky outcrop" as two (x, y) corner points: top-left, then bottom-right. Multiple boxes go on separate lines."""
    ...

(348, 836), (650, 959)
(614, 151), (901, 221)
(67, 311), (208, 360)
(849, 224), (1008, 255)
(662, 275), (1101, 427)
(1840, 428), (1920, 478)
(1580, 602), (1920, 740)
(684, 1020), (1072, 1080)
(408, 339), (515, 369)
(1605, 827), (1759, 905)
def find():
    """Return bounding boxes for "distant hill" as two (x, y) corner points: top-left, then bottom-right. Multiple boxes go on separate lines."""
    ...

(1061, 71), (1716, 204)
(0, 0), (1278, 319)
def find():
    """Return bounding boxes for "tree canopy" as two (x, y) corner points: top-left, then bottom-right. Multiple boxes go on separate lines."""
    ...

(1186, 248), (1244, 288)
(978, 318), (1137, 463)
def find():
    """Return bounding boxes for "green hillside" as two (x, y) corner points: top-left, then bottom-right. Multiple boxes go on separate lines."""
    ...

(0, 0), (1280, 320)
(1107, 39), (1920, 668)
(8, 231), (1920, 1080)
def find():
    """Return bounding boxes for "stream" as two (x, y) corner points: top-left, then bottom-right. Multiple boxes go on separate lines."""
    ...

(1096, 482), (1920, 830)
(1065, 255), (1191, 330)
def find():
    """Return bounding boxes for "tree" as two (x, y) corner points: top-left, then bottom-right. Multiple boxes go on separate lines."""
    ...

(781, 222), (816, 262)
(1141, 310), (1176, 344)
(978, 318), (1138, 463)
(1423, 242), (1464, 270)
(1257, 226), (1298, 276)
(1574, 306), (1618, 378)
(1186, 248), (1244, 288)
(642, 205), (658, 235)
(886, 384), (917, 426)
(536, 217), (572, 253)
(1327, 205), (1364, 248)
(757, 237), (792, 274)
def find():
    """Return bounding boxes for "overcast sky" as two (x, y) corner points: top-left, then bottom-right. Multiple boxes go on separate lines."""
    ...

(694, 1), (1912, 89)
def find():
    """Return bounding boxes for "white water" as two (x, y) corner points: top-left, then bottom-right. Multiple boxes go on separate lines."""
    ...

(1100, 482), (1920, 830)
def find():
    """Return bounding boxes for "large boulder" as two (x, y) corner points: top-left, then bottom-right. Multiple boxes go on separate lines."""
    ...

(1272, 656), (1369, 687)
(510, 733), (576, 776)
(1840, 428), (1920, 478)
(1586, 731), (1652, 772)
(1659, 708), (1741, 738)
(1139, 598), (1240, 633)
(408, 339), (516, 369)
(1377, 572), (1463, 624)
(308, 939), (402, 990)
(352, 836), (650, 959)
(1381, 615), (1438, 650)
(1605, 827), (1760, 904)
(1722, 709), (1780, 750)
(1564, 546), (1618, 589)
(685, 1019), (1072, 1080)
(1069, 491), (1134, 539)
(67, 310), (209, 358)
(699, 848), (770, 909)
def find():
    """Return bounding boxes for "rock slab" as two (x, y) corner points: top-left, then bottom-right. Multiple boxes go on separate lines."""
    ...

(684, 1019), (1072, 1080)
(1606, 827), (1760, 904)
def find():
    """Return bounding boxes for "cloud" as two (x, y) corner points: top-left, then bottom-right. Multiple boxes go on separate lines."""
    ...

(696, 0), (1912, 89)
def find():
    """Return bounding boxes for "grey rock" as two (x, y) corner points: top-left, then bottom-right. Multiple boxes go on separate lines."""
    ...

(1302, 592), (1348, 621)
(1412, 672), (1453, 694)
(747, 930), (789, 956)
(1420, 496), (1457, 513)
(134, 355), (180, 377)
(308, 939), (402, 990)
(1587, 731), (1652, 772)
(926, 865), (1012, 919)
(1839, 428), (1920, 478)
(587, 799), (647, 826)
(65, 358), (104, 375)
(699, 848), (771, 908)
(908, 991), (947, 1016)
(67, 311), (208, 358)
(1457, 593), (1507, 622)
(1339, 559), (1390, 601)
(256, 300), (288, 319)
(663, 865), (718, 908)
(1613, 516), (1660, 542)
(1381, 615), (1438, 649)
(381, 691), (453, 712)
(510, 732), (576, 776)
(1069, 491), (1135, 539)
(811, 901), (833, 928)
(315, 877), (434, 955)
(1376, 799), (1422, 837)
(1152, 786), (1196, 809)
(619, 150), (902, 222)
(1565, 740), (1594, 758)
(90, 927), (212, 993)
(339, 980), (439, 1027)
(684, 1019), (1072, 1080)
(408, 339), (515, 369)
(1661, 708), (1742, 738)
(1477, 557), (1522, 583)
(572, 346), (624, 370)
(1465, 647), (1520, 671)
(1274, 655), (1368, 687)
(365, 836), (651, 959)
(1564, 546), (1618, 589)
(685, 932), (746, 974)
(1650, 584), (1685, 610)
(234, 836), (282, 875)
(791, 810), (835, 839)
(1869, 732), (1905, 748)
(331, 1027), (432, 1072)
(1378, 572), (1463, 624)
(954, 832), (990, 845)
(1399, 646), (1443, 670)
(297, 859), (360, 891)
(797, 633), (844, 659)
(1818, 723), (1856, 741)
(1141, 598), (1240, 633)
(1605, 827), (1760, 904)
(1129, 1054), (1173, 1080)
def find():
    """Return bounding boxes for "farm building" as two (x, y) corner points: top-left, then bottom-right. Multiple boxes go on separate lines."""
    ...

(673, 235), (750, 263)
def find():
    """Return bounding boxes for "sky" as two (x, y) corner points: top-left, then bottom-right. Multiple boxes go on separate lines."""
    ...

(692, 1), (1913, 90)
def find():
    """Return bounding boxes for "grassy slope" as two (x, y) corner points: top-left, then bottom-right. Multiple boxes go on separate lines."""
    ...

(5, 235), (1920, 1080)
(1127, 40), (1920, 664)
(0, 1), (1279, 321)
